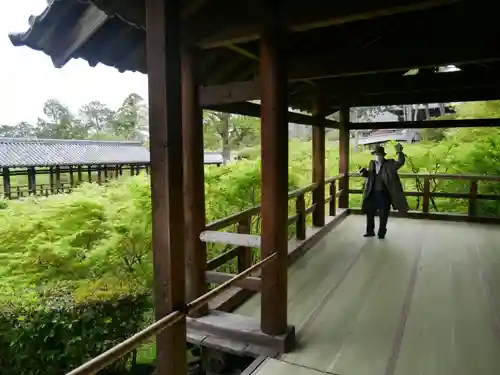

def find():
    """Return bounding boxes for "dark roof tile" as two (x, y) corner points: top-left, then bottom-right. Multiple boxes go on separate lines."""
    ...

(0, 138), (149, 167)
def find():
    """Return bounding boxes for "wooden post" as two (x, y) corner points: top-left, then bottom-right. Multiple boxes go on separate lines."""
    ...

(329, 180), (337, 216)
(423, 176), (430, 213)
(312, 97), (326, 226)
(130, 164), (135, 176)
(97, 166), (102, 183)
(296, 194), (306, 240)
(259, 5), (288, 336)
(2, 168), (10, 199)
(55, 166), (61, 193)
(88, 166), (92, 182)
(27, 167), (36, 195)
(77, 165), (83, 184)
(237, 216), (252, 272)
(182, 46), (207, 317)
(103, 165), (108, 181)
(49, 167), (55, 194)
(146, 0), (186, 374)
(468, 180), (478, 217)
(69, 166), (75, 187)
(338, 105), (350, 209)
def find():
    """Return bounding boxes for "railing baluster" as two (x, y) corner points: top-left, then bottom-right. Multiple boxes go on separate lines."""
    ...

(329, 180), (336, 216)
(237, 215), (252, 271)
(423, 176), (430, 214)
(296, 194), (306, 240)
(468, 180), (478, 217)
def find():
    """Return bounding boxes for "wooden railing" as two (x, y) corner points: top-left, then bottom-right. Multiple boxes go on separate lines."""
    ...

(204, 176), (343, 282)
(349, 173), (500, 220)
(66, 253), (278, 375)
(63, 175), (344, 375)
(0, 164), (147, 200)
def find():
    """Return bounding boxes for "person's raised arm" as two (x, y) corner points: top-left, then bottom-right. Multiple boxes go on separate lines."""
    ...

(394, 143), (405, 170)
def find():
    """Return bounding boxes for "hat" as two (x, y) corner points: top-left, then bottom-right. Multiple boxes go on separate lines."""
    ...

(371, 146), (386, 156)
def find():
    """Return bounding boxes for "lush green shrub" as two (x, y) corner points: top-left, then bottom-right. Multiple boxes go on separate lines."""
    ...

(0, 287), (149, 375)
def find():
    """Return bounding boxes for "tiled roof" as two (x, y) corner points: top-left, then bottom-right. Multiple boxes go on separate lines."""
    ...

(0, 138), (224, 167)
(0, 138), (150, 167)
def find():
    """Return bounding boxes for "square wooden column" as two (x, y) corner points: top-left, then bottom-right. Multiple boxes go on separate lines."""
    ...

(182, 46), (208, 317)
(259, 7), (289, 337)
(145, 1), (186, 375)
(338, 105), (350, 209)
(312, 98), (326, 226)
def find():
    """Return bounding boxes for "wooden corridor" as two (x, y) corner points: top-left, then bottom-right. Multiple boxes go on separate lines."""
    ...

(239, 216), (500, 375)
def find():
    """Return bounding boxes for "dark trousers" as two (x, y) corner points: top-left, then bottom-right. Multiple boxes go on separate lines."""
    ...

(365, 190), (391, 235)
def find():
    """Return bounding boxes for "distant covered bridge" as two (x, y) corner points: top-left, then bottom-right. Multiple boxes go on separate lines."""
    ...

(357, 129), (420, 147)
(0, 138), (223, 199)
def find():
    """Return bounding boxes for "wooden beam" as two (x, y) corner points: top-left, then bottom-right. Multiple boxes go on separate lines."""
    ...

(200, 231), (262, 248)
(194, 0), (462, 48)
(288, 42), (500, 80)
(205, 271), (261, 292)
(53, 4), (108, 68)
(207, 101), (339, 128)
(182, 46), (208, 317)
(340, 86), (500, 107)
(145, 1), (186, 375)
(259, 4), (289, 337)
(200, 80), (259, 106)
(350, 118), (500, 130)
(338, 106), (350, 209)
(312, 96), (326, 227)
(322, 70), (500, 96)
(202, 70), (500, 107)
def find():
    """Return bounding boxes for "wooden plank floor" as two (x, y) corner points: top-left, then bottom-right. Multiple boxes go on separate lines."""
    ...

(238, 215), (500, 375)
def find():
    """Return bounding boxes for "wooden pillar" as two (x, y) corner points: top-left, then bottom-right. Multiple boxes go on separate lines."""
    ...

(97, 166), (102, 183)
(77, 165), (83, 184)
(87, 166), (92, 182)
(312, 97), (326, 226)
(103, 165), (108, 181)
(27, 167), (36, 195)
(182, 46), (207, 316)
(259, 5), (288, 336)
(49, 167), (55, 193)
(55, 166), (61, 193)
(69, 166), (75, 187)
(146, 0), (186, 374)
(338, 105), (350, 209)
(2, 168), (10, 199)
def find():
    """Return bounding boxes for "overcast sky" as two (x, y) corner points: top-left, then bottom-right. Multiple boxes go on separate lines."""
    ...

(0, 0), (148, 126)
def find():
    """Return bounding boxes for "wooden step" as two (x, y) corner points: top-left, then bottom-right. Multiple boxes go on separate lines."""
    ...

(187, 310), (295, 357)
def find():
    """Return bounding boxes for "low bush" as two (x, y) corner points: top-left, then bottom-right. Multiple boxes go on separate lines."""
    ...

(0, 285), (149, 375)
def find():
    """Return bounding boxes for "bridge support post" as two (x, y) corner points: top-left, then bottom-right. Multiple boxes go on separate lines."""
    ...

(259, 3), (289, 337)
(312, 95), (326, 226)
(339, 105), (350, 209)
(145, 0), (187, 374)
(182, 45), (208, 317)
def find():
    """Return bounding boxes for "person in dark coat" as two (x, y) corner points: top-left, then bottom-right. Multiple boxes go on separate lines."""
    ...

(358, 143), (409, 239)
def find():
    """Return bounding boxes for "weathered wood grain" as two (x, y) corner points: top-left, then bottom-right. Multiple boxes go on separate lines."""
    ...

(240, 216), (500, 375)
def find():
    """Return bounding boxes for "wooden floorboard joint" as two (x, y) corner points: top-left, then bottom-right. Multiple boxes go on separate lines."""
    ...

(384, 241), (423, 375)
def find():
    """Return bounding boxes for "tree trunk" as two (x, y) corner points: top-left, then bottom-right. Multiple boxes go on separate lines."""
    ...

(220, 112), (231, 163)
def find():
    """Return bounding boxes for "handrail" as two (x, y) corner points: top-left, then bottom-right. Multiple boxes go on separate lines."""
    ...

(349, 172), (500, 218)
(350, 172), (500, 182)
(206, 179), (336, 231)
(66, 252), (278, 375)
